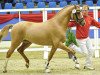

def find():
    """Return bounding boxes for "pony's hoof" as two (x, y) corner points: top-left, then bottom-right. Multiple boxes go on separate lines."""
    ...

(45, 68), (51, 73)
(3, 70), (7, 73)
(25, 63), (29, 68)
(75, 63), (80, 69)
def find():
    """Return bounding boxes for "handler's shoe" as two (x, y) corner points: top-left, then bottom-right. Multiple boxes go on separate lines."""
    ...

(84, 66), (95, 70)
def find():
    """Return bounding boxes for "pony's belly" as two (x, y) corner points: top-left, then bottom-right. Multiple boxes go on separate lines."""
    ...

(26, 38), (52, 46)
(32, 40), (52, 45)
(25, 31), (53, 45)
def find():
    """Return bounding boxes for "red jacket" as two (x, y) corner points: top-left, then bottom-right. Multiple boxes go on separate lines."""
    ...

(68, 15), (100, 39)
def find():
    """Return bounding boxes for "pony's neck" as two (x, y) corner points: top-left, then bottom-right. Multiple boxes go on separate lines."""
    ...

(53, 5), (75, 30)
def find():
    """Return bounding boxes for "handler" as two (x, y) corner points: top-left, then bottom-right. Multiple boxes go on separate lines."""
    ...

(67, 5), (100, 70)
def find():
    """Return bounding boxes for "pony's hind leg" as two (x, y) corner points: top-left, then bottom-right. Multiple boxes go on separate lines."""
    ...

(17, 40), (32, 68)
(3, 39), (22, 73)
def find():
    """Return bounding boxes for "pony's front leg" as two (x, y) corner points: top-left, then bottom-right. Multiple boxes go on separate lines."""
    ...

(3, 58), (9, 73)
(58, 42), (80, 69)
(45, 46), (57, 73)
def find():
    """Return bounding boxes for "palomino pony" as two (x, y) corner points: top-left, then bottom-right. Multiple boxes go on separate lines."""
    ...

(1, 5), (85, 73)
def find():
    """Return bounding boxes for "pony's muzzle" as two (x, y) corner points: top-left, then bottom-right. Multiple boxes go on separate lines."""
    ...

(81, 22), (85, 26)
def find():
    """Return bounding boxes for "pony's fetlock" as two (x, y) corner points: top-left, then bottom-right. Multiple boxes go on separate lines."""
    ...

(3, 70), (7, 73)
(25, 62), (29, 68)
(3, 67), (7, 73)
(25, 60), (29, 68)
(45, 61), (50, 70)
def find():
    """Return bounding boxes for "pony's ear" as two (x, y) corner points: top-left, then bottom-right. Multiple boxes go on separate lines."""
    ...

(75, 5), (81, 12)
(75, 5), (80, 9)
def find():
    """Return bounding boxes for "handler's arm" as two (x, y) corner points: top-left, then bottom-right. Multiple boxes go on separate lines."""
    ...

(92, 18), (100, 28)
(68, 21), (77, 27)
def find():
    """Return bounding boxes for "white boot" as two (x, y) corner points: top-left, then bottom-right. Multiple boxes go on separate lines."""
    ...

(75, 63), (80, 69)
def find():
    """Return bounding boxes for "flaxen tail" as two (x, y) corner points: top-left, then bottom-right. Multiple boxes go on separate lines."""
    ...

(0, 24), (13, 42)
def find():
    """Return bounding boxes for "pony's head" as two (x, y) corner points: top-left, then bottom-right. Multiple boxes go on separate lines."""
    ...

(71, 5), (86, 26)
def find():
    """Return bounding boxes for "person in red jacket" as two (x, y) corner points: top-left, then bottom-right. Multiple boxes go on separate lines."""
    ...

(68, 5), (100, 70)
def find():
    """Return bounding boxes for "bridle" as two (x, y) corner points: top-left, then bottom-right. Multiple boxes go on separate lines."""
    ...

(72, 10), (85, 26)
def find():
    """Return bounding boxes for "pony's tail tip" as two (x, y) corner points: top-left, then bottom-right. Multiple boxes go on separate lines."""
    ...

(0, 24), (13, 41)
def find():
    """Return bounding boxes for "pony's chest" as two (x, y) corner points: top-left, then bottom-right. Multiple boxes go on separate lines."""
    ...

(53, 30), (66, 42)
